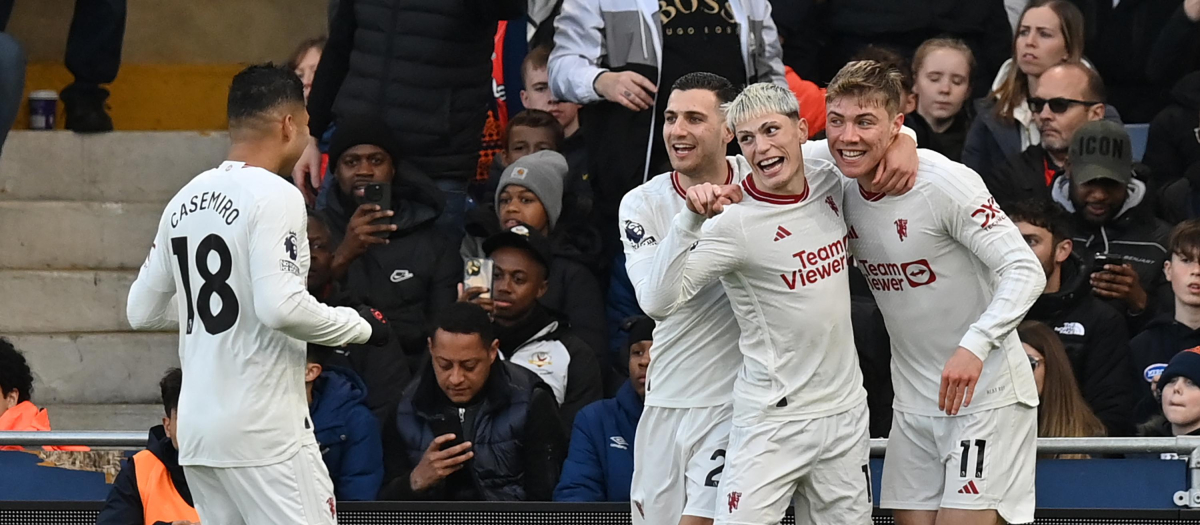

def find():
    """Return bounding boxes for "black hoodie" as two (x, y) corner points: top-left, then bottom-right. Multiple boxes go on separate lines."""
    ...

(1027, 254), (1138, 436)
(97, 425), (194, 525)
(1130, 316), (1200, 424)
(325, 161), (462, 357)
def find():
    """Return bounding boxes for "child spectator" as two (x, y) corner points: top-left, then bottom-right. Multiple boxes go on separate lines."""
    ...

(1018, 322), (1106, 458)
(305, 345), (384, 501)
(288, 36), (325, 103)
(478, 109), (564, 204)
(520, 46), (586, 193)
(554, 316), (652, 502)
(1140, 347), (1200, 438)
(0, 338), (86, 451)
(98, 369), (199, 525)
(907, 38), (976, 162)
(1131, 219), (1200, 424)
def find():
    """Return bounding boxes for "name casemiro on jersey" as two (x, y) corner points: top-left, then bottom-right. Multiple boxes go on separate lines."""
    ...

(171, 190), (242, 227)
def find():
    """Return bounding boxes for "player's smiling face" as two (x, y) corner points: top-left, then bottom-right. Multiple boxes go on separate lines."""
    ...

(335, 144), (395, 199)
(734, 112), (808, 193)
(826, 95), (904, 181)
(663, 89), (732, 176)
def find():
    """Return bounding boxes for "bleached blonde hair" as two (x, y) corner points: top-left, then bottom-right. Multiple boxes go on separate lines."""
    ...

(825, 60), (906, 117)
(722, 82), (800, 133)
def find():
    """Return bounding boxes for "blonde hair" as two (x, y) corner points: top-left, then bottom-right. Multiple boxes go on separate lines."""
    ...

(825, 60), (906, 117)
(722, 82), (800, 133)
(991, 0), (1086, 122)
(912, 38), (976, 82)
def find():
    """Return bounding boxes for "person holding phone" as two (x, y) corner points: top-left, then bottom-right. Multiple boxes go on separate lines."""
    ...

(379, 303), (566, 501)
(322, 114), (462, 360)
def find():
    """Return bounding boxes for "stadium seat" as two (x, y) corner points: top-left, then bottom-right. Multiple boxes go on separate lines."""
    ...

(1126, 123), (1150, 162)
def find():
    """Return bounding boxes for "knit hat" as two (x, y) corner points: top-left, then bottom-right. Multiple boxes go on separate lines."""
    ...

(1158, 347), (1200, 392)
(1069, 120), (1132, 187)
(494, 150), (568, 229)
(328, 115), (403, 169)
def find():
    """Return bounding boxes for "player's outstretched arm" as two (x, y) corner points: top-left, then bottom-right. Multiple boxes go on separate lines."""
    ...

(127, 227), (178, 331)
(249, 190), (375, 346)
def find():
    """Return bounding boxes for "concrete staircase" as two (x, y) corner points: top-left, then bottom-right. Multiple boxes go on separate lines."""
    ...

(0, 131), (229, 430)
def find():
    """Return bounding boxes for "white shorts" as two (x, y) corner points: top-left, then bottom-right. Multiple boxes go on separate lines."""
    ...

(631, 403), (733, 523)
(715, 401), (871, 525)
(185, 442), (337, 525)
(880, 403), (1036, 524)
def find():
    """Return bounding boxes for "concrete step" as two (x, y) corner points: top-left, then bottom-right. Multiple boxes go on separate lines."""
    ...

(10, 333), (179, 405)
(0, 131), (229, 202)
(0, 270), (139, 333)
(0, 201), (160, 269)
(44, 404), (165, 432)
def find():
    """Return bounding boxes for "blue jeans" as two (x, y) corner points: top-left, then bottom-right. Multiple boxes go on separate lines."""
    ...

(0, 32), (24, 158)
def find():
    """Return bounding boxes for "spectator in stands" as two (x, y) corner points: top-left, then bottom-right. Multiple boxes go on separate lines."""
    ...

(1017, 322), (1107, 458)
(0, 338), (84, 451)
(479, 109), (564, 203)
(1051, 120), (1171, 328)
(98, 368), (198, 525)
(554, 316), (651, 502)
(987, 62), (1108, 207)
(1132, 220), (1200, 424)
(305, 345), (383, 501)
(466, 150), (608, 360)
(1075, 0), (1200, 124)
(1146, 71), (1200, 222)
(1139, 346), (1200, 438)
(460, 225), (603, 432)
(0, 0), (125, 132)
(299, 0), (526, 233)
(963, 0), (1086, 182)
(1011, 198), (1136, 436)
(549, 0), (786, 263)
(322, 115), (461, 363)
(379, 303), (565, 501)
(288, 36), (325, 103)
(521, 46), (589, 217)
(0, 31), (21, 158)
(307, 209), (411, 421)
(850, 46), (916, 115)
(906, 38), (976, 162)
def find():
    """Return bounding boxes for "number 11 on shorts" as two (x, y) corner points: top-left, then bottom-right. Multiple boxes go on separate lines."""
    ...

(958, 439), (986, 479)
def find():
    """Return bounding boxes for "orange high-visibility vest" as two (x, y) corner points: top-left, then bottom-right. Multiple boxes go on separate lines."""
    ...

(132, 450), (200, 525)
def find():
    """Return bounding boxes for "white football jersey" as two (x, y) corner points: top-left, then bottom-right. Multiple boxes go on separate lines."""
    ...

(841, 150), (1043, 416)
(127, 161), (372, 468)
(639, 159), (867, 425)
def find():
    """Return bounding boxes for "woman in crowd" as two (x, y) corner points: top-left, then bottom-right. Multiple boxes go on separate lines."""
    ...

(906, 38), (976, 162)
(288, 36), (325, 103)
(1018, 321), (1106, 458)
(962, 0), (1084, 178)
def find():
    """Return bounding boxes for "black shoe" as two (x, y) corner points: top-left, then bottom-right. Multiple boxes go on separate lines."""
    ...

(61, 85), (114, 133)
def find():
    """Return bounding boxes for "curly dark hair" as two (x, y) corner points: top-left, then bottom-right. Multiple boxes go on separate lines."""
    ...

(0, 338), (33, 403)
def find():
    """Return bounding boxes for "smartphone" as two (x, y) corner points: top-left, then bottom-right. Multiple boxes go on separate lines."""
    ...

(1092, 253), (1123, 273)
(428, 416), (466, 450)
(464, 258), (494, 299)
(358, 182), (391, 238)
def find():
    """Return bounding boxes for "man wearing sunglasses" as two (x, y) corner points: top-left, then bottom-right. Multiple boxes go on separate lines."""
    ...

(986, 63), (1115, 208)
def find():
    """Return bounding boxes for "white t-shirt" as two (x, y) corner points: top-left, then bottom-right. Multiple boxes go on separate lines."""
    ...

(127, 161), (372, 468)
(841, 150), (1043, 417)
(639, 158), (867, 425)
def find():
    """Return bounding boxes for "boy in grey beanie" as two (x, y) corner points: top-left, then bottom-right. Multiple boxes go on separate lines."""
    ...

(494, 150), (569, 232)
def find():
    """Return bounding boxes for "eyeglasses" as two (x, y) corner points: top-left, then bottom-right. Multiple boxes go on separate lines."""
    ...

(1028, 355), (1042, 371)
(1193, 127), (1198, 144)
(1027, 97), (1102, 114)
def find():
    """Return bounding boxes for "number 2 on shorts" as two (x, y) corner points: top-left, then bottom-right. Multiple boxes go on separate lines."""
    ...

(704, 449), (727, 487)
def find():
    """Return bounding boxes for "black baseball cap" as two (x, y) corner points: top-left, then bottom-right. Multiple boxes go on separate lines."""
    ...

(482, 224), (553, 274)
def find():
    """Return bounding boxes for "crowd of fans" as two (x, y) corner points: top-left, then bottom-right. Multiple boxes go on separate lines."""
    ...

(3, 0), (1200, 515)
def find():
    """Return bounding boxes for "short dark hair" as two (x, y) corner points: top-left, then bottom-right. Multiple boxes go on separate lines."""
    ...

(227, 63), (305, 127)
(160, 368), (182, 417)
(306, 344), (334, 367)
(432, 303), (496, 348)
(1169, 219), (1200, 260)
(505, 109), (564, 151)
(672, 72), (739, 105)
(0, 338), (32, 403)
(1007, 198), (1072, 244)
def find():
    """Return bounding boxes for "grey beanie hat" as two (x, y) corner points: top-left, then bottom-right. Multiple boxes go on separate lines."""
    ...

(494, 150), (568, 229)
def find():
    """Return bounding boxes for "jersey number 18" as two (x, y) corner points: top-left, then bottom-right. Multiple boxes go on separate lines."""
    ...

(171, 235), (239, 335)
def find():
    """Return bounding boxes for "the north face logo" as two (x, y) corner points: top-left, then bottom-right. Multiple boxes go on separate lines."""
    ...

(1055, 322), (1085, 337)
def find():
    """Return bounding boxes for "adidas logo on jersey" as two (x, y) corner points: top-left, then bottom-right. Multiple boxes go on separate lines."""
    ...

(773, 226), (792, 242)
(957, 480), (981, 495)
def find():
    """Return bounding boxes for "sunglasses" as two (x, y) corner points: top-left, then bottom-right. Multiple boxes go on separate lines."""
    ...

(1028, 97), (1101, 114)
(1028, 355), (1041, 371)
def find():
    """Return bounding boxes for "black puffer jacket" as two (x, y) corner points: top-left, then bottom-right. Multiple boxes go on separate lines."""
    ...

(1026, 254), (1137, 436)
(1144, 71), (1200, 191)
(325, 164), (461, 356)
(309, 0), (526, 182)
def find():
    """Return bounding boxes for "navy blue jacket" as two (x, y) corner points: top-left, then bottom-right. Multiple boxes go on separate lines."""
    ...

(97, 426), (193, 525)
(310, 366), (384, 501)
(554, 381), (642, 502)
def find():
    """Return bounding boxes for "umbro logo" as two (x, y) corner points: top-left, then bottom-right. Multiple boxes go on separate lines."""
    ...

(773, 226), (792, 242)
(957, 480), (980, 495)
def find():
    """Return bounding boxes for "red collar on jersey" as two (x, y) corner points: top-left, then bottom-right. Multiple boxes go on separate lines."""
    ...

(741, 172), (809, 205)
(858, 183), (886, 202)
(671, 162), (734, 199)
